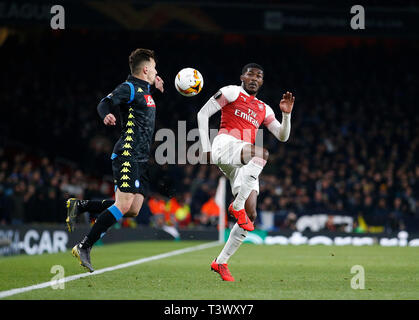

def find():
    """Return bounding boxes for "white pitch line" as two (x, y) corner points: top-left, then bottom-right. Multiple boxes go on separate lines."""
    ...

(0, 241), (220, 299)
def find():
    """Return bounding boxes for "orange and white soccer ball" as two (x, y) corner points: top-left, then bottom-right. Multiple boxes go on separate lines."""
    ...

(175, 68), (204, 97)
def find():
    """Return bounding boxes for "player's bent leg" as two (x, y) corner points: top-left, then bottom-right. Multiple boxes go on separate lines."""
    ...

(212, 191), (257, 281)
(73, 189), (135, 272)
(231, 150), (266, 230)
(78, 199), (115, 214)
(114, 188), (136, 214)
(124, 193), (145, 217)
(66, 198), (115, 232)
(228, 144), (269, 231)
(211, 219), (251, 281)
(213, 192), (258, 280)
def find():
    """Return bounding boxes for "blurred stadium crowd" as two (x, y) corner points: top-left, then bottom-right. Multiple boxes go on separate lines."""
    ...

(0, 29), (418, 233)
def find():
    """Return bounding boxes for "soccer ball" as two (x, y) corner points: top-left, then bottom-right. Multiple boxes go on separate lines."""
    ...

(175, 68), (204, 97)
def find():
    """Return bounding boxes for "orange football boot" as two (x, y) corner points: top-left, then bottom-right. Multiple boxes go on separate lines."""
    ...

(211, 259), (235, 282)
(228, 203), (254, 231)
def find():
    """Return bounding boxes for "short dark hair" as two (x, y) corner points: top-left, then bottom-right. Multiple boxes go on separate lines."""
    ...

(241, 63), (264, 75)
(129, 48), (155, 74)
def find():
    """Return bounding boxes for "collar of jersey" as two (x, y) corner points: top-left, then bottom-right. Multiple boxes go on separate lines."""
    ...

(127, 75), (151, 91)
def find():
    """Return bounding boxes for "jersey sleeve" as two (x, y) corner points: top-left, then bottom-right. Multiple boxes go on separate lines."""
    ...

(263, 104), (276, 126)
(101, 82), (132, 106)
(97, 83), (133, 120)
(197, 97), (221, 152)
(265, 105), (292, 142)
(219, 85), (241, 104)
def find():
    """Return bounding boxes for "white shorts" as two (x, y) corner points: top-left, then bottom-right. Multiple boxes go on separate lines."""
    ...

(211, 134), (259, 196)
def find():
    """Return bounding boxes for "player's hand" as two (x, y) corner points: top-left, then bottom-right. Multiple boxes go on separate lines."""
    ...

(279, 91), (295, 114)
(104, 113), (116, 126)
(155, 75), (164, 93)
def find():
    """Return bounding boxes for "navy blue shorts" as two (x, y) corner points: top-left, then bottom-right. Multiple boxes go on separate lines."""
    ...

(112, 157), (150, 196)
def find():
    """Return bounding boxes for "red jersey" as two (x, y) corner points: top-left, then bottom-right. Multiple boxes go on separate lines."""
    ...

(217, 85), (275, 144)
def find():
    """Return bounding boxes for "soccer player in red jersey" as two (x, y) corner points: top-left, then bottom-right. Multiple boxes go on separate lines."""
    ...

(197, 63), (295, 281)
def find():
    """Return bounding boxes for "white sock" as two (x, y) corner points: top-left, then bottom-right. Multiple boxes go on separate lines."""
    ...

(233, 157), (266, 210)
(216, 223), (248, 264)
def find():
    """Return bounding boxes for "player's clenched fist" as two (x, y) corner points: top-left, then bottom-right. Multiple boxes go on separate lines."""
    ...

(104, 113), (116, 126)
(279, 91), (295, 114)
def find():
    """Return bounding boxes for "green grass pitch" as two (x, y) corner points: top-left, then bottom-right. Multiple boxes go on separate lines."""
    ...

(0, 240), (418, 300)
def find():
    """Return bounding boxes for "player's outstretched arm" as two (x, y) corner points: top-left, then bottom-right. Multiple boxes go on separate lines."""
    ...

(197, 95), (224, 162)
(265, 91), (295, 142)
